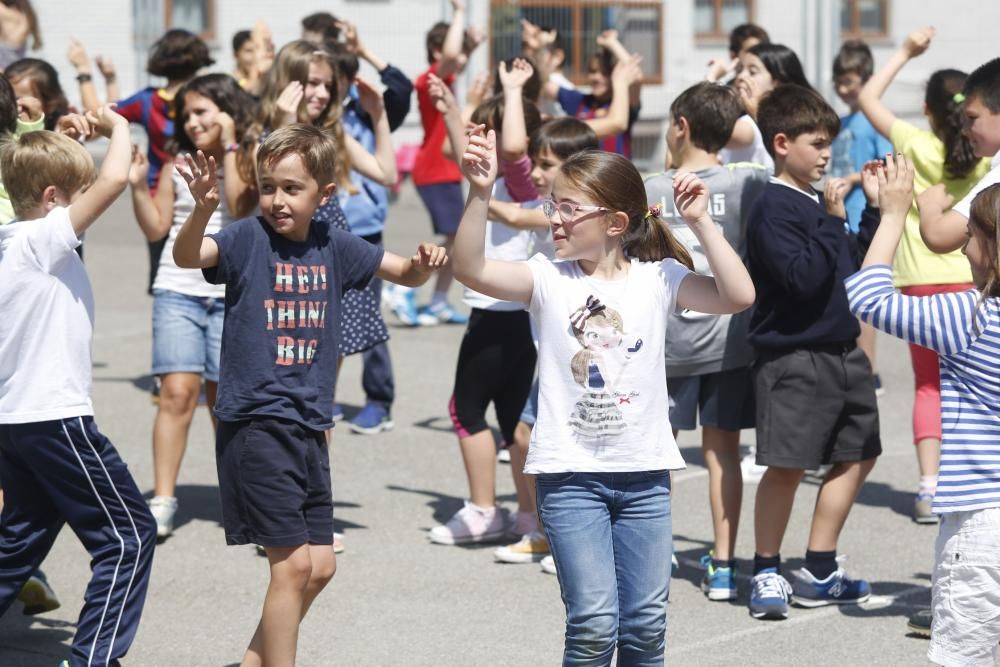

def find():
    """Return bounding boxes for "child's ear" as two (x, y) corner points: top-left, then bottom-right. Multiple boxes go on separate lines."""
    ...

(675, 115), (689, 138)
(773, 133), (789, 158)
(606, 210), (629, 239)
(41, 185), (60, 211)
(318, 182), (337, 206)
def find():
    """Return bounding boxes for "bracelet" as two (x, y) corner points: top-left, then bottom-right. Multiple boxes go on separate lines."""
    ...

(76, 73), (93, 83)
(225, 142), (240, 153)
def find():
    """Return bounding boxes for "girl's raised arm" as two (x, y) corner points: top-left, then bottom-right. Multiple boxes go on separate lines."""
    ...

(859, 26), (934, 139)
(344, 77), (397, 186)
(452, 127), (534, 303)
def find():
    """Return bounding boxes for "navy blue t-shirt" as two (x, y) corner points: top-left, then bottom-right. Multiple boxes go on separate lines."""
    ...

(204, 216), (384, 430)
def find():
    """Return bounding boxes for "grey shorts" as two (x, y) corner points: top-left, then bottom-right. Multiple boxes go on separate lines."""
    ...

(667, 366), (755, 432)
(754, 344), (881, 469)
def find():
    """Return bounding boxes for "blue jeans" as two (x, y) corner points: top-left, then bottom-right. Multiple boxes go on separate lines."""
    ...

(536, 471), (672, 667)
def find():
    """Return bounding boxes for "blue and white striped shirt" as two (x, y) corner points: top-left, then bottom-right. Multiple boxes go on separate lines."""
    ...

(846, 265), (1000, 514)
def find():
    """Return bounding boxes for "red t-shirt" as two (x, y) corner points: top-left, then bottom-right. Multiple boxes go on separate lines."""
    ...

(412, 63), (462, 186)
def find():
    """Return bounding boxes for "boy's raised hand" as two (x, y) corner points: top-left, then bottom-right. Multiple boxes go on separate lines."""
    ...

(861, 160), (881, 207)
(461, 124), (498, 192)
(499, 58), (534, 91)
(356, 76), (385, 117)
(902, 26), (934, 59)
(128, 145), (149, 188)
(411, 242), (449, 274)
(824, 177), (850, 219)
(672, 171), (711, 225)
(878, 152), (915, 221)
(177, 151), (220, 212)
(427, 72), (457, 114)
(84, 103), (127, 138)
(55, 112), (94, 140)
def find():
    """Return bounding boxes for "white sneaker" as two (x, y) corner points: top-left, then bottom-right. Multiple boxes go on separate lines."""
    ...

(540, 554), (557, 575)
(508, 510), (538, 538)
(496, 448), (511, 463)
(741, 450), (767, 483)
(149, 496), (178, 539)
(429, 501), (507, 545)
(495, 531), (550, 563)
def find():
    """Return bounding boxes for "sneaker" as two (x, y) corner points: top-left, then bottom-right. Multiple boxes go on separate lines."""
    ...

(741, 449), (767, 483)
(540, 554), (557, 575)
(507, 511), (538, 538)
(349, 403), (394, 435)
(873, 373), (885, 397)
(389, 288), (421, 327)
(700, 556), (737, 601)
(333, 532), (345, 554)
(672, 553), (679, 575)
(749, 569), (792, 619)
(791, 565), (871, 607)
(149, 496), (178, 540)
(914, 493), (938, 524)
(494, 531), (550, 563)
(496, 448), (511, 464)
(331, 403), (345, 423)
(907, 607), (932, 638)
(17, 571), (60, 615)
(429, 501), (507, 545)
(418, 302), (468, 325)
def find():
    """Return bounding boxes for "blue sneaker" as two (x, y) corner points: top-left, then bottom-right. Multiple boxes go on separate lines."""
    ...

(700, 556), (737, 601)
(749, 568), (792, 619)
(348, 403), (394, 435)
(390, 288), (420, 327)
(331, 404), (345, 423)
(791, 565), (871, 608)
(418, 302), (469, 325)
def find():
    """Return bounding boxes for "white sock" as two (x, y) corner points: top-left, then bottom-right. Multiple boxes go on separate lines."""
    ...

(919, 475), (937, 496)
(431, 290), (448, 308)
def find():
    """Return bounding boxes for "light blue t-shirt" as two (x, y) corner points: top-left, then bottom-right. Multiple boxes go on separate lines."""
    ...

(831, 111), (892, 233)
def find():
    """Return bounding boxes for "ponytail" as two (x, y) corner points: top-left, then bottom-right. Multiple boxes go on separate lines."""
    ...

(622, 209), (694, 268)
(926, 69), (979, 180)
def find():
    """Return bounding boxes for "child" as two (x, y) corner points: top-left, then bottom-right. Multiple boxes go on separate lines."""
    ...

(745, 84), (880, 620)
(128, 73), (256, 539)
(645, 81), (769, 601)
(453, 125), (753, 662)
(5, 57), (67, 131)
(0, 0), (39, 69)
(519, 19), (573, 117)
(66, 38), (119, 117)
(0, 106), (157, 666)
(426, 59), (544, 546)
(705, 22), (770, 84)
(301, 11), (339, 44)
(858, 26), (992, 524)
(405, 0), (484, 326)
(171, 124), (447, 665)
(830, 39), (893, 396)
(724, 43), (811, 172)
(846, 154), (1000, 667)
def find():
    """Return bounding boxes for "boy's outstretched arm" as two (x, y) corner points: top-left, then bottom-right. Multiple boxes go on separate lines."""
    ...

(453, 127), (534, 303)
(172, 151), (221, 269)
(68, 105), (130, 236)
(376, 243), (448, 287)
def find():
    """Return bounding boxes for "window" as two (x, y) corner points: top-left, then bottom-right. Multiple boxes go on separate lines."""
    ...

(694, 0), (753, 38)
(841, 0), (888, 37)
(165, 0), (215, 41)
(490, 1), (663, 86)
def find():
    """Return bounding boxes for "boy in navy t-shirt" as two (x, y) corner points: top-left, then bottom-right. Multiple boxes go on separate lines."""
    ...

(172, 124), (448, 665)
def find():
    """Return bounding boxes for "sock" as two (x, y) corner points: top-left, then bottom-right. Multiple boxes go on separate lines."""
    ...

(431, 290), (448, 308)
(919, 475), (938, 497)
(805, 549), (838, 579)
(753, 553), (780, 575)
(712, 557), (736, 571)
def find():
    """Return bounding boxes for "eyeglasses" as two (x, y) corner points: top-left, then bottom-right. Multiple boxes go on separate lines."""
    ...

(541, 198), (609, 223)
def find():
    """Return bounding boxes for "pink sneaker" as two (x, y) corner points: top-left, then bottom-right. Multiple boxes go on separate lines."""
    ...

(508, 511), (538, 538)
(429, 501), (507, 545)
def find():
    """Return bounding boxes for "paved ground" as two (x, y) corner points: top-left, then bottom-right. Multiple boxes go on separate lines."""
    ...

(0, 183), (970, 666)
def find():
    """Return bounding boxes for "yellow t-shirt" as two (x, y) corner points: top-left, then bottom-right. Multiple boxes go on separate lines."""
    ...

(890, 119), (991, 287)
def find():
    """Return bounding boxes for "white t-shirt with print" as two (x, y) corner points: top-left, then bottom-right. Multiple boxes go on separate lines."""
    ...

(953, 163), (1000, 220)
(524, 254), (692, 474)
(0, 207), (94, 422)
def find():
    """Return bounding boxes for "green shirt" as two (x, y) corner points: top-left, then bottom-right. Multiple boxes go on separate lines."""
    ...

(0, 114), (47, 225)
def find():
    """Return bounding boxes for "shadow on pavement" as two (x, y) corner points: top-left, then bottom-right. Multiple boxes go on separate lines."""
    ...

(0, 610), (74, 666)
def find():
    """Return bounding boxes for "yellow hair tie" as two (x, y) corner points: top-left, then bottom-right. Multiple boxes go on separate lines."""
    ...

(953, 92), (966, 104)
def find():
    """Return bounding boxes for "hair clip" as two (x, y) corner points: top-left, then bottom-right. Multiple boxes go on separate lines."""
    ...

(644, 203), (662, 220)
(953, 92), (966, 104)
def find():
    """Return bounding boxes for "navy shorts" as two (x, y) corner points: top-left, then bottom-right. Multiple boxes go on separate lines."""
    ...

(216, 417), (333, 547)
(667, 366), (755, 432)
(416, 182), (463, 236)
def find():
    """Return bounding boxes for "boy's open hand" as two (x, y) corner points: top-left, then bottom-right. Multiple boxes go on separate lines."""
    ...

(461, 125), (498, 192)
(427, 72), (456, 114)
(128, 144), (149, 187)
(824, 177), (850, 219)
(902, 27), (934, 59)
(672, 171), (711, 225)
(411, 242), (449, 273)
(499, 58), (533, 91)
(55, 113), (94, 140)
(916, 182), (954, 218)
(878, 152), (915, 220)
(177, 150), (220, 212)
(84, 103), (126, 138)
(276, 81), (304, 126)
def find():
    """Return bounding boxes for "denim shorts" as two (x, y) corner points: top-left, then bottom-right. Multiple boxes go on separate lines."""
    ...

(152, 289), (225, 382)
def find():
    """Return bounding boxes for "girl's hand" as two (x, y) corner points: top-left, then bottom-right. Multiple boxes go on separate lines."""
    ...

(411, 242), (449, 273)
(916, 183), (954, 218)
(16, 95), (42, 123)
(427, 72), (456, 114)
(672, 171), (711, 225)
(215, 111), (237, 145)
(66, 38), (90, 71)
(705, 57), (738, 83)
(128, 144), (149, 187)
(336, 19), (360, 54)
(95, 55), (116, 80)
(461, 125), (498, 192)
(498, 57), (534, 92)
(177, 151), (220, 211)
(861, 160), (881, 207)
(823, 177), (850, 219)
(612, 53), (643, 87)
(902, 26), (934, 59)
(275, 81), (304, 126)
(54, 112), (93, 140)
(356, 76), (385, 117)
(466, 71), (491, 108)
(877, 152), (915, 220)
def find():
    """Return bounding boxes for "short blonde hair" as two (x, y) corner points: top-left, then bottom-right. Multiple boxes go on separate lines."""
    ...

(0, 131), (96, 217)
(256, 124), (337, 187)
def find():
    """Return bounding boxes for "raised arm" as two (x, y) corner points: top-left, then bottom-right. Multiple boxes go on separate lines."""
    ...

(427, 72), (467, 162)
(67, 105), (130, 236)
(672, 172), (755, 313)
(96, 56), (120, 108)
(345, 77), (397, 185)
(859, 26), (934, 139)
(437, 0), (467, 80)
(66, 39), (102, 112)
(585, 54), (642, 139)
(499, 58), (533, 161)
(129, 150), (175, 242)
(172, 151), (221, 269)
(453, 127), (534, 302)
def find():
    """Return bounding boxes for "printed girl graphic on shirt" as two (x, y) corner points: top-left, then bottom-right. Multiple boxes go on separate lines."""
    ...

(568, 295), (643, 438)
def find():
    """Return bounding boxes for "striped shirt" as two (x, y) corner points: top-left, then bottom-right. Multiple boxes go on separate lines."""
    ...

(845, 265), (1000, 513)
